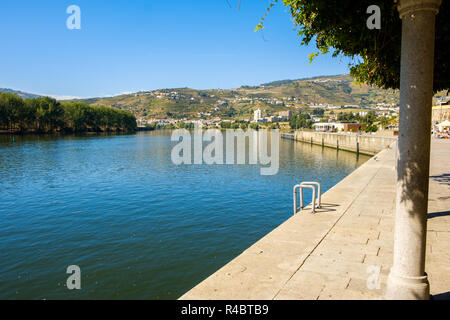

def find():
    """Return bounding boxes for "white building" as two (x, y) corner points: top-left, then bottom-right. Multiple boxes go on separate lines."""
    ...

(254, 109), (263, 122)
(312, 122), (344, 132)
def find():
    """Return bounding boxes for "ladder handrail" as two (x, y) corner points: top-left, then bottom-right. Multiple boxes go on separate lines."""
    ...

(293, 181), (322, 214)
(300, 182), (321, 208)
(293, 184), (316, 214)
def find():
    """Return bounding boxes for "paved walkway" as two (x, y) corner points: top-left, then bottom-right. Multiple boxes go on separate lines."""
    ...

(180, 139), (450, 300)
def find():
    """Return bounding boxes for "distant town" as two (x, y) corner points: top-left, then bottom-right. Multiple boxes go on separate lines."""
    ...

(2, 74), (449, 137)
(136, 102), (397, 132)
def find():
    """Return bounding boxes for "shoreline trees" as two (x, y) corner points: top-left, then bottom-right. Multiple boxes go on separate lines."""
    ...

(0, 93), (136, 133)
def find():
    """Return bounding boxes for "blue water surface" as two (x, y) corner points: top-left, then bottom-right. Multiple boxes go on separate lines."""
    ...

(0, 131), (369, 299)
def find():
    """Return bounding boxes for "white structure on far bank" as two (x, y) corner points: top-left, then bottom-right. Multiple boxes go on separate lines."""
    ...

(254, 109), (262, 122)
(313, 122), (343, 132)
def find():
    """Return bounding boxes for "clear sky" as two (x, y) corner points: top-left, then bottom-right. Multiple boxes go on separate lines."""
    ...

(0, 0), (353, 98)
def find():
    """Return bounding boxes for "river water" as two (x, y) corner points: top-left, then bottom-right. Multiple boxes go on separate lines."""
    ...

(0, 130), (369, 299)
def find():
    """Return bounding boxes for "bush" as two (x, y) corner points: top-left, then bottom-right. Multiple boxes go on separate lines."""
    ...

(250, 123), (260, 130)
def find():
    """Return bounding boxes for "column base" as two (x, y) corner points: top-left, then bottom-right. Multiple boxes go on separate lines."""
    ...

(385, 269), (430, 300)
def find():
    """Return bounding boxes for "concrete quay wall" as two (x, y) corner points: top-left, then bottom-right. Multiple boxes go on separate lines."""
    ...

(289, 131), (397, 156)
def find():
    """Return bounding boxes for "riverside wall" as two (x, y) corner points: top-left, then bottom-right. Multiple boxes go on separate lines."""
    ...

(284, 131), (397, 156)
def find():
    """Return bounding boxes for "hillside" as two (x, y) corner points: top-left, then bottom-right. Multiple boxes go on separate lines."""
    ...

(0, 88), (42, 99)
(67, 75), (399, 120)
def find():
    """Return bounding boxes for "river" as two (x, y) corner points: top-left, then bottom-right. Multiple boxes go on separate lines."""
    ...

(0, 130), (370, 299)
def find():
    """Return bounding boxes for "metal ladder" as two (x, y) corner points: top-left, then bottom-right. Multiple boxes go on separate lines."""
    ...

(293, 182), (322, 214)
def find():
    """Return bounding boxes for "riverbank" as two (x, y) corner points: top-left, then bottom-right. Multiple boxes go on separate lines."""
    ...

(282, 131), (397, 156)
(180, 138), (450, 299)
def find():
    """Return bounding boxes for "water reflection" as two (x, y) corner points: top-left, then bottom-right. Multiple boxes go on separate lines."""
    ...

(0, 131), (370, 299)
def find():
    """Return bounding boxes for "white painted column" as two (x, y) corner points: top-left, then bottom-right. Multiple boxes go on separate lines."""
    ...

(386, 0), (442, 300)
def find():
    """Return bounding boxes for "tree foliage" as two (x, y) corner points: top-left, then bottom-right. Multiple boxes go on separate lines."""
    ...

(290, 113), (313, 129)
(312, 108), (324, 116)
(0, 92), (136, 133)
(257, 0), (449, 92)
(337, 110), (377, 124)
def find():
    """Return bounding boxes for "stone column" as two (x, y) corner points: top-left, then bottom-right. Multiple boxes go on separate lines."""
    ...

(386, 0), (441, 300)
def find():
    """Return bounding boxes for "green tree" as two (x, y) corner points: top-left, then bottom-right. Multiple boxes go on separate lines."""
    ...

(312, 108), (324, 116)
(0, 93), (137, 133)
(17, 99), (37, 131)
(290, 113), (313, 129)
(220, 121), (232, 129)
(0, 93), (24, 130)
(250, 123), (260, 130)
(33, 97), (64, 132)
(364, 124), (379, 133)
(257, 0), (449, 92)
(270, 123), (280, 129)
(337, 112), (359, 123)
(177, 122), (194, 129)
(361, 111), (377, 125)
(378, 116), (390, 129)
(0, 94), (8, 129)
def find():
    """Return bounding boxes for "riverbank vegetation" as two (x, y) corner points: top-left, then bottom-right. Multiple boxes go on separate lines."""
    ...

(289, 113), (313, 130)
(0, 92), (136, 133)
(288, 109), (391, 133)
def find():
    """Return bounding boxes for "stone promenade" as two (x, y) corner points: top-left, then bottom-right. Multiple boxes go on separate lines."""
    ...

(180, 139), (450, 300)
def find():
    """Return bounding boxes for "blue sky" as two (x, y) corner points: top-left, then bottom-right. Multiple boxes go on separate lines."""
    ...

(0, 0), (353, 98)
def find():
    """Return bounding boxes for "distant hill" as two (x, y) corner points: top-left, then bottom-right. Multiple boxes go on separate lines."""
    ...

(0, 88), (42, 99)
(259, 74), (343, 87)
(3, 75), (403, 120)
(66, 74), (400, 120)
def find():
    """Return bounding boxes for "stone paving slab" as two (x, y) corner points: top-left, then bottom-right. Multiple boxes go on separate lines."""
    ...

(180, 139), (450, 300)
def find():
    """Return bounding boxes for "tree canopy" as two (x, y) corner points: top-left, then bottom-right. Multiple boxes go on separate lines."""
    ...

(257, 0), (449, 92)
(0, 92), (137, 133)
(290, 113), (313, 129)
